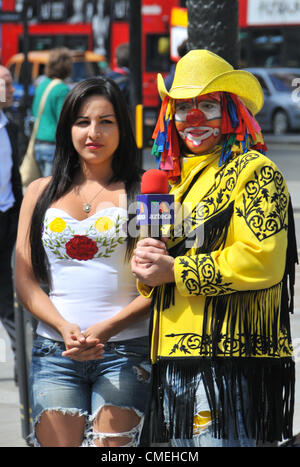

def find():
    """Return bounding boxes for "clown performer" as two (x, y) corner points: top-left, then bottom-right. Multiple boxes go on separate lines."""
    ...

(131, 50), (298, 447)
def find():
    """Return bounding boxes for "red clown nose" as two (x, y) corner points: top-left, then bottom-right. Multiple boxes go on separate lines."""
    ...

(186, 108), (206, 126)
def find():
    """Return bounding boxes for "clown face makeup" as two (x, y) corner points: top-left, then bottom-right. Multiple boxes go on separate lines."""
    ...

(175, 94), (222, 154)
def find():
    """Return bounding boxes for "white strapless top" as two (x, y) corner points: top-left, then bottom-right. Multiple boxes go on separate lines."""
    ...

(37, 207), (149, 342)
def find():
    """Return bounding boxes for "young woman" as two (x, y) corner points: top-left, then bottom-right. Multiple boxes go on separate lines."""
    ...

(15, 77), (151, 447)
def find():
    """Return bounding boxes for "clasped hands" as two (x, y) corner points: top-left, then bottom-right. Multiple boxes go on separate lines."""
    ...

(60, 238), (174, 361)
(131, 237), (175, 287)
(61, 321), (110, 361)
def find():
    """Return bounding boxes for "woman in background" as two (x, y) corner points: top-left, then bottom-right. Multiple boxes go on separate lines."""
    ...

(32, 47), (72, 177)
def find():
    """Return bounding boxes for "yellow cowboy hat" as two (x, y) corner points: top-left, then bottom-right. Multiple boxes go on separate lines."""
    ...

(158, 49), (264, 115)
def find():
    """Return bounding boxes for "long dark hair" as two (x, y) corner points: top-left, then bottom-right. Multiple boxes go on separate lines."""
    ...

(30, 77), (142, 285)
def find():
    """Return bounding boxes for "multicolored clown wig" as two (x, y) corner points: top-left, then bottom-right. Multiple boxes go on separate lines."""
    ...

(152, 49), (267, 181)
(152, 92), (267, 181)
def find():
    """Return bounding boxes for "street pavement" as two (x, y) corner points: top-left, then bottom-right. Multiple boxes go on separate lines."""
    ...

(1, 135), (300, 448)
(0, 325), (27, 447)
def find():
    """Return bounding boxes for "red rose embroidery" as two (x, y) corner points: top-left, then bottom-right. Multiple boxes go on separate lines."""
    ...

(65, 235), (98, 260)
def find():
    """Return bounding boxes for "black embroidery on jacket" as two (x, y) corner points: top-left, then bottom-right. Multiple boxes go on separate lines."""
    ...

(166, 330), (292, 358)
(236, 165), (288, 241)
(179, 254), (234, 296)
(189, 151), (260, 227)
(171, 151), (260, 241)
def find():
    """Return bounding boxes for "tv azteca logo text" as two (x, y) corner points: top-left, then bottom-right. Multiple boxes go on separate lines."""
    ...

(137, 200), (173, 221)
(130, 198), (203, 244)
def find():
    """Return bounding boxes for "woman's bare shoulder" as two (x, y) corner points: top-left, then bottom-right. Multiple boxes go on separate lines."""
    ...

(19, 177), (52, 217)
(24, 176), (51, 201)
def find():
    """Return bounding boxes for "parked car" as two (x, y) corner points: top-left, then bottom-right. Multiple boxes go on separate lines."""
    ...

(244, 67), (300, 135)
(6, 49), (106, 111)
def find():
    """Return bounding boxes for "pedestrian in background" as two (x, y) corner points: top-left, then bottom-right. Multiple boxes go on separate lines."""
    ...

(31, 47), (72, 177)
(15, 77), (151, 447)
(132, 49), (298, 447)
(164, 38), (188, 91)
(0, 65), (23, 383)
(106, 43), (130, 106)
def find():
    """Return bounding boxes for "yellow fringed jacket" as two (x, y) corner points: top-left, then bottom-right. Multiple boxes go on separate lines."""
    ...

(138, 147), (298, 442)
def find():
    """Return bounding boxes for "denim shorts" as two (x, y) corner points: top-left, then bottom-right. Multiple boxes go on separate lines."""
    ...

(29, 335), (151, 446)
(164, 368), (256, 448)
(34, 142), (55, 177)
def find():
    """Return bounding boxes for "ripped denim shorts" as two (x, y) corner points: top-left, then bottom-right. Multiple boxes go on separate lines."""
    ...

(29, 335), (151, 447)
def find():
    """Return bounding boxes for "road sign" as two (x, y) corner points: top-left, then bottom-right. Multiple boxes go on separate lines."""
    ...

(0, 11), (23, 23)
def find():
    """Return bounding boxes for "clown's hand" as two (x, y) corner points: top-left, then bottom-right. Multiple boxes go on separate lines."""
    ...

(131, 238), (174, 287)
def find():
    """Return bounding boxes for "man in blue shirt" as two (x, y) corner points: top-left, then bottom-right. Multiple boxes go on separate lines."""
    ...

(0, 65), (23, 383)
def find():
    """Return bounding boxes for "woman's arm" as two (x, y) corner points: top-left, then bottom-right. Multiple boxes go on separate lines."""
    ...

(62, 295), (151, 358)
(15, 179), (102, 356)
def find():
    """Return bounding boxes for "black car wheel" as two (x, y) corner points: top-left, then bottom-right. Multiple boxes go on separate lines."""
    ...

(273, 110), (289, 135)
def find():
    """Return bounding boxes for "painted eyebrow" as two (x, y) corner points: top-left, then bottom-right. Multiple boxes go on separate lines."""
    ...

(175, 99), (219, 110)
(175, 99), (193, 105)
(176, 99), (218, 106)
(198, 99), (219, 103)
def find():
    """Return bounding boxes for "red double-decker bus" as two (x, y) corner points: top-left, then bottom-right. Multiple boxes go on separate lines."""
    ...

(108, 0), (185, 142)
(1, 0), (186, 144)
(1, 0), (95, 66)
(108, 0), (183, 109)
(169, 1), (300, 68)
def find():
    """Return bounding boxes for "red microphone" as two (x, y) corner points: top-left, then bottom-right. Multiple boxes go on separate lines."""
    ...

(137, 169), (174, 238)
(140, 169), (169, 195)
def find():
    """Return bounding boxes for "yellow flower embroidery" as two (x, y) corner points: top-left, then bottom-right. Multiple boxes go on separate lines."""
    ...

(49, 217), (67, 233)
(94, 216), (114, 232)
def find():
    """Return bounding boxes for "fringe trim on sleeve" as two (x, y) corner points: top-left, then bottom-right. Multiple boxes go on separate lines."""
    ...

(151, 357), (295, 443)
(282, 198), (299, 317)
(202, 282), (291, 358)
